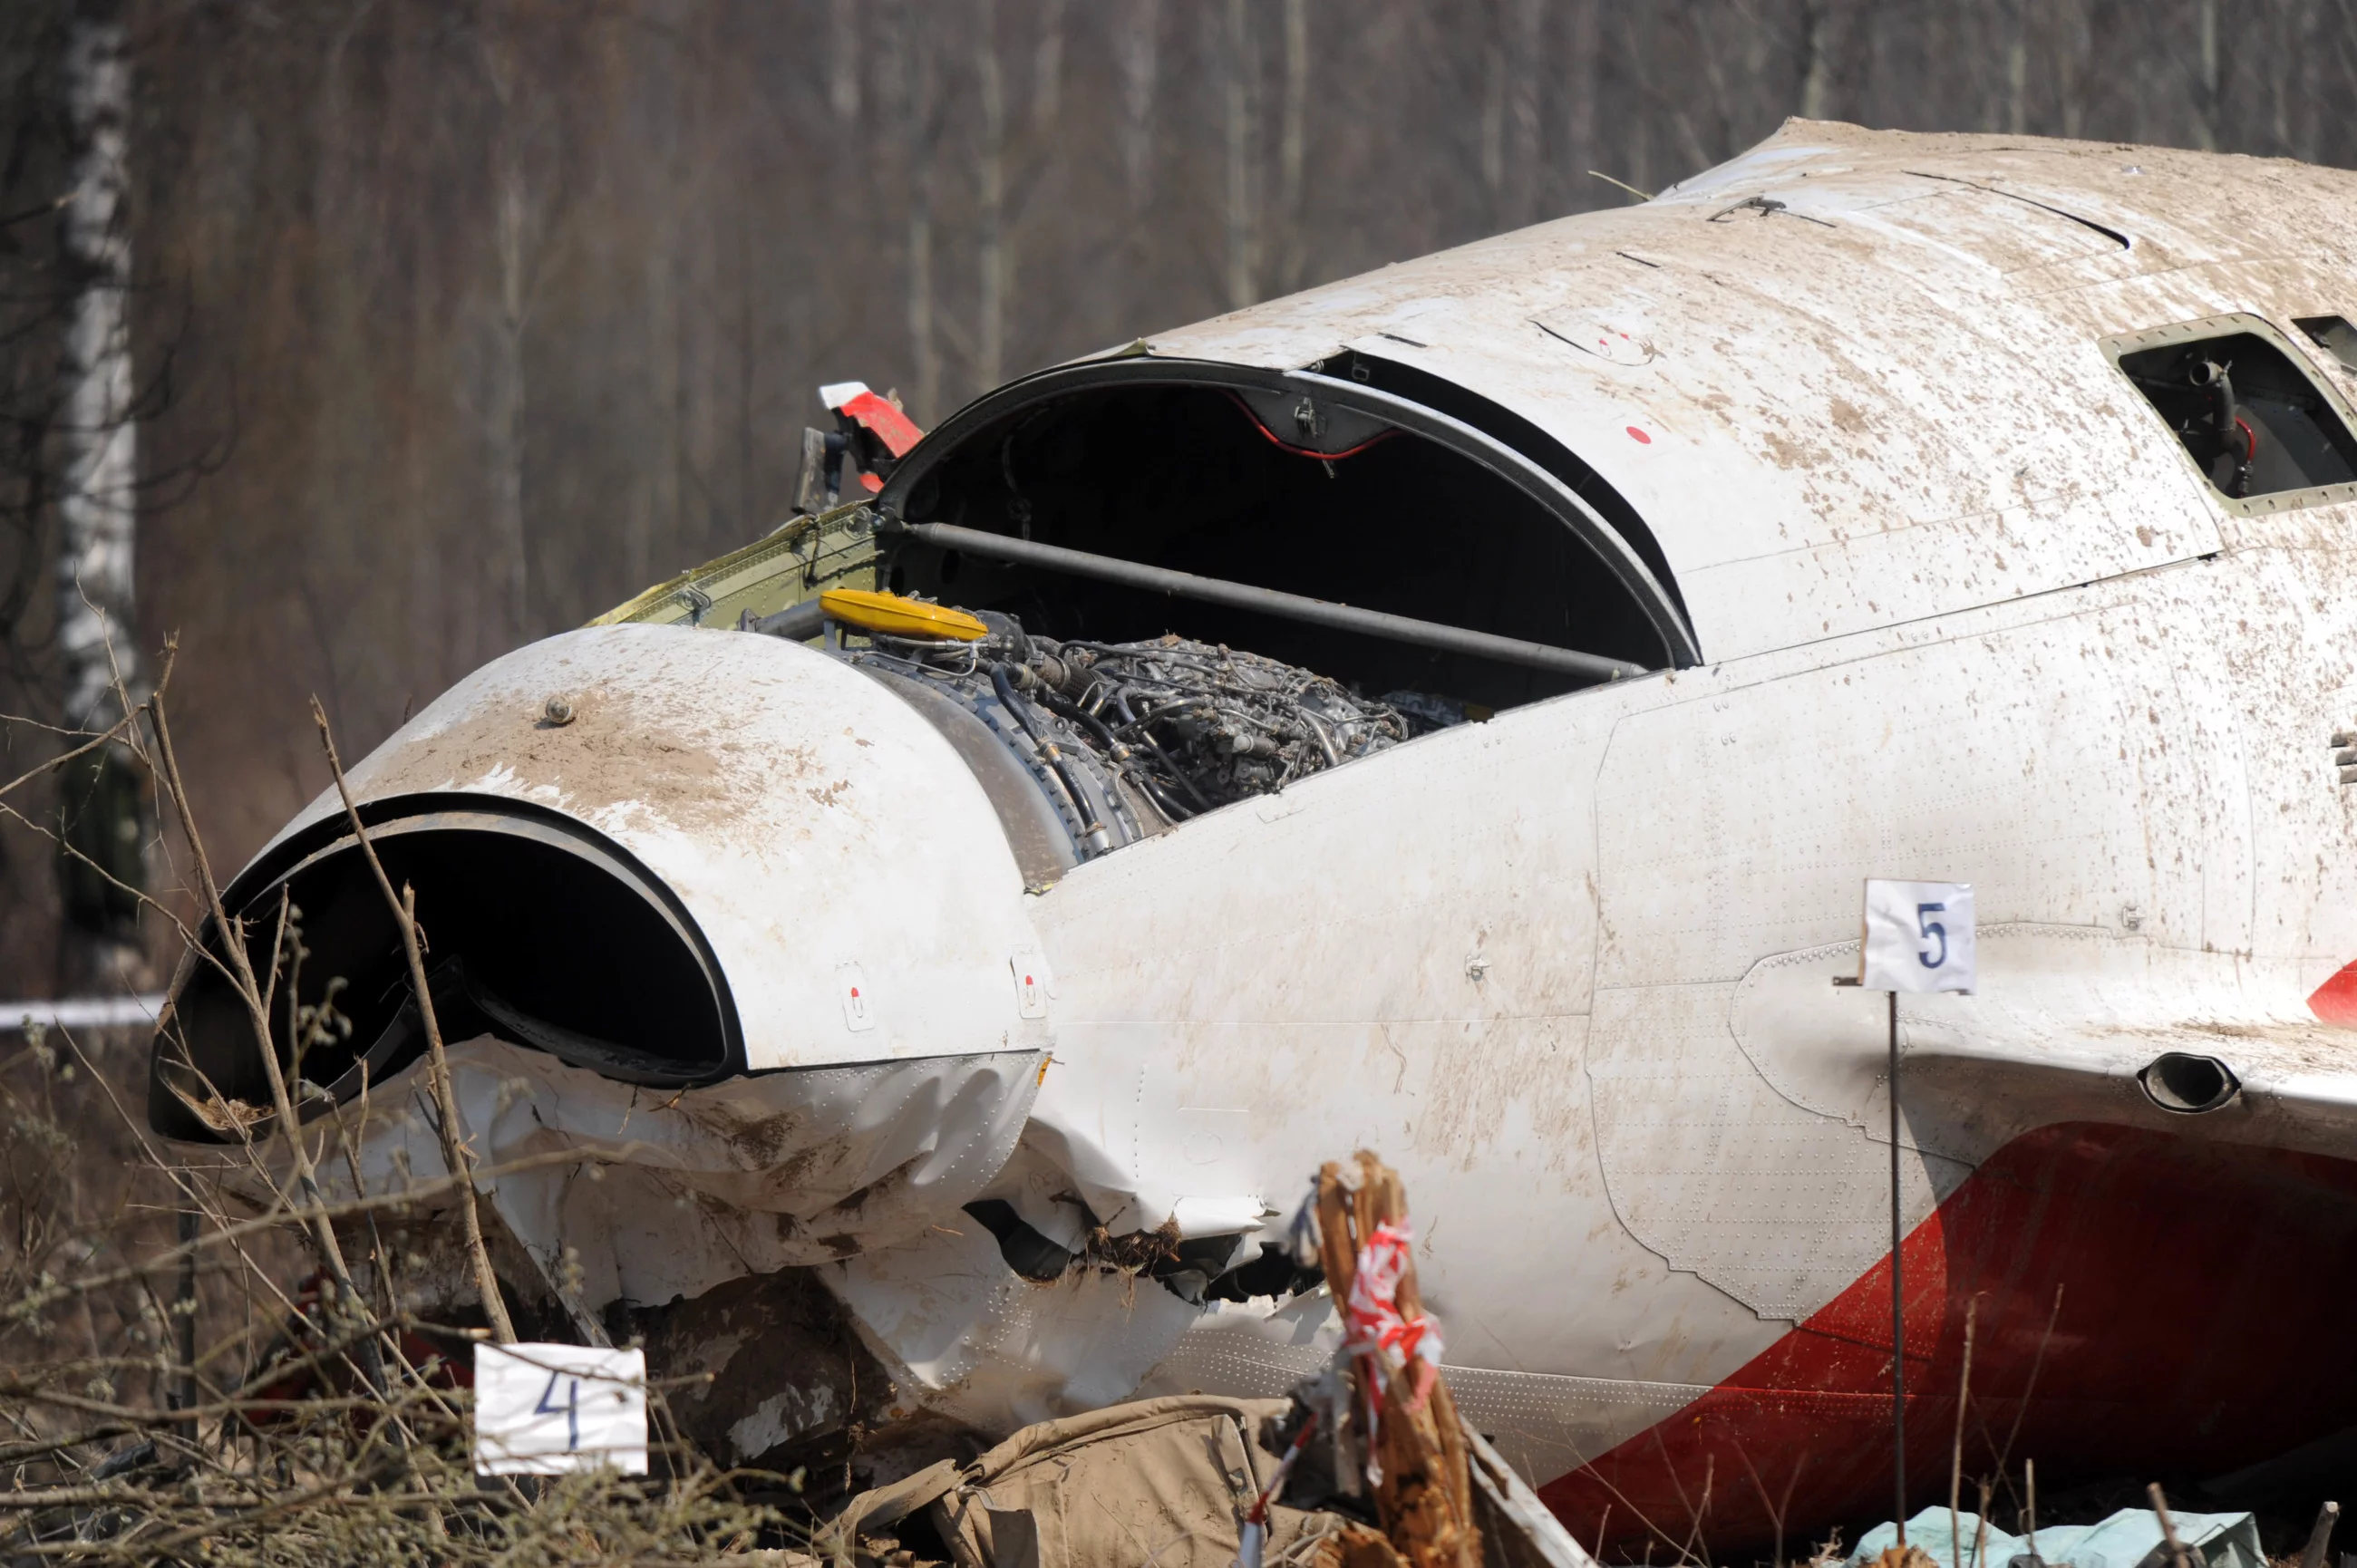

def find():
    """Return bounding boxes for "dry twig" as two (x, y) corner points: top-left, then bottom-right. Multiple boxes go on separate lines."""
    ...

(1, 644), (802, 1568)
(310, 696), (514, 1344)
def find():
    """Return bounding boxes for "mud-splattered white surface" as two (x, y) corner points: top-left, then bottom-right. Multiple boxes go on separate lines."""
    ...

(199, 123), (2357, 1490)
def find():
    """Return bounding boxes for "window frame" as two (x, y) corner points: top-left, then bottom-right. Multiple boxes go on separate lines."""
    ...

(873, 354), (1703, 670)
(2103, 311), (2357, 517)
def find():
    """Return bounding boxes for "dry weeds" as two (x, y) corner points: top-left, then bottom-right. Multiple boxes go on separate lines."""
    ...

(1, 646), (817, 1565)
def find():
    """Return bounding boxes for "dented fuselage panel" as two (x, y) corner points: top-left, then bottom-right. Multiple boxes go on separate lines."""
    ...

(151, 121), (2357, 1551)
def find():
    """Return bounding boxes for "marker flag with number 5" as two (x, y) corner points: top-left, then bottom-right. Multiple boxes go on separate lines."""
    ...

(1860, 879), (1976, 993)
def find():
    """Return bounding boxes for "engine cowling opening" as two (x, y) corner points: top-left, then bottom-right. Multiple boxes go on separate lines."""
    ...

(150, 802), (735, 1144)
(877, 363), (1693, 719)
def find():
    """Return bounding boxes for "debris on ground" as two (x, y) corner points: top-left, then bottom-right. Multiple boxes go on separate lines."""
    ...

(800, 1151), (1593, 1568)
(816, 1396), (1334, 1568)
(1848, 1506), (2266, 1568)
(799, 1381), (1591, 1568)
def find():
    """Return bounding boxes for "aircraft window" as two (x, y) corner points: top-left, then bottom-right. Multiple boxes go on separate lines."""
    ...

(2113, 325), (2357, 501)
(2296, 315), (2357, 374)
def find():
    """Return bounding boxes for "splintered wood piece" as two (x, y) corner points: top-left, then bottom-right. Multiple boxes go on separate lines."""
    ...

(1316, 1522), (1412, 1568)
(2302, 1502), (2341, 1568)
(1313, 1149), (1479, 1568)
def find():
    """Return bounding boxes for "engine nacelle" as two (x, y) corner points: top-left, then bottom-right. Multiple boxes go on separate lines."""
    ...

(152, 624), (1052, 1298)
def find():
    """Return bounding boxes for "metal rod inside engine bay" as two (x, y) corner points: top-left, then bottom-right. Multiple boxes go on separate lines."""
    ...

(884, 518), (1651, 682)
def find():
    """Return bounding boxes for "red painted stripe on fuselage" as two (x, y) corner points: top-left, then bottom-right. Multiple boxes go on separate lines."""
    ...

(2309, 960), (2357, 1026)
(1538, 1121), (2357, 1559)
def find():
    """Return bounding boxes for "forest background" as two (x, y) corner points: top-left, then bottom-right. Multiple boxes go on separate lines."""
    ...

(4, 0), (2355, 996)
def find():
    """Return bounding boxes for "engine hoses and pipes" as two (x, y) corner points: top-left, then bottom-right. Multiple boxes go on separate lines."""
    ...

(1034, 685), (1136, 766)
(2193, 358), (2258, 497)
(1106, 695), (1208, 740)
(1132, 774), (1198, 823)
(1085, 685), (1204, 812)
(1299, 708), (1342, 768)
(992, 663), (1112, 855)
(1111, 690), (1217, 812)
(872, 633), (982, 677)
(1030, 685), (1159, 840)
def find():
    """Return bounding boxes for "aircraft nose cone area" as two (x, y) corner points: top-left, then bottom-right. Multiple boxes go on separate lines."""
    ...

(152, 624), (1054, 1312)
(326, 622), (1052, 1074)
(160, 622), (1051, 1121)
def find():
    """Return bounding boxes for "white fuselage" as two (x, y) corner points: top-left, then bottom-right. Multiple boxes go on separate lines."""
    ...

(166, 122), (2357, 1553)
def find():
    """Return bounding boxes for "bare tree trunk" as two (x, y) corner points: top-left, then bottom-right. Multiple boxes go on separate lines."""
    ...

(2005, 0), (2029, 134)
(1224, 0), (1259, 310)
(56, 11), (136, 736)
(1623, 5), (1654, 196)
(2289, 0), (2321, 160)
(54, 5), (147, 984)
(1564, 0), (1599, 208)
(1119, 0), (1161, 215)
(2269, 0), (2297, 156)
(1033, 0), (1066, 130)
(1799, 0), (1839, 120)
(2331, 0), (2357, 166)
(829, 0), (860, 124)
(977, 0), (1007, 393)
(635, 34), (683, 597)
(2194, 0), (2221, 150)
(482, 19), (533, 646)
(1669, 7), (1727, 175)
(1480, 15), (1505, 209)
(1276, 0), (1306, 294)
(907, 14), (940, 421)
(388, 18), (445, 695)
(1503, 0), (1540, 227)
(2057, 0), (2090, 140)
(492, 143), (529, 641)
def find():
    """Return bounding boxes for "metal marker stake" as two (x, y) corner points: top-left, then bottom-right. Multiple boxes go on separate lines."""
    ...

(1857, 876), (1975, 1551)
(1889, 987), (1906, 1546)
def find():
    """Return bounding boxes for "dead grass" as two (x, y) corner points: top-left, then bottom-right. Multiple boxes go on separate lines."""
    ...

(0, 645), (820, 1566)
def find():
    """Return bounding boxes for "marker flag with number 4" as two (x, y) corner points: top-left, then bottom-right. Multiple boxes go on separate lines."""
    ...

(473, 1342), (649, 1476)
(1860, 879), (1975, 993)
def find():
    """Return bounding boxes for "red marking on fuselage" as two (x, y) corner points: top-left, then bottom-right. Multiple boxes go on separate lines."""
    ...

(1538, 1122), (2357, 1559)
(2308, 959), (2357, 1026)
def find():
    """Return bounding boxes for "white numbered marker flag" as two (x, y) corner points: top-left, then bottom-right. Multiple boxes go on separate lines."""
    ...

(473, 1342), (649, 1476)
(1860, 879), (1976, 994)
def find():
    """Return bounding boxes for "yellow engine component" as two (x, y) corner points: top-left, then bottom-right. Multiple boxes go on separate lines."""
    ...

(818, 588), (989, 642)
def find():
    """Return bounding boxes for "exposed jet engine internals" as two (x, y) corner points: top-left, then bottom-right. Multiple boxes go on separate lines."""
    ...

(796, 589), (1439, 862)
(970, 627), (1419, 813)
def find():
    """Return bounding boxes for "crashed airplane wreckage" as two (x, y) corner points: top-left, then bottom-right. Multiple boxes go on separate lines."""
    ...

(151, 121), (2357, 1553)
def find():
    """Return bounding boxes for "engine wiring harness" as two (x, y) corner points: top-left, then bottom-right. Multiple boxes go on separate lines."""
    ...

(834, 605), (1465, 860)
